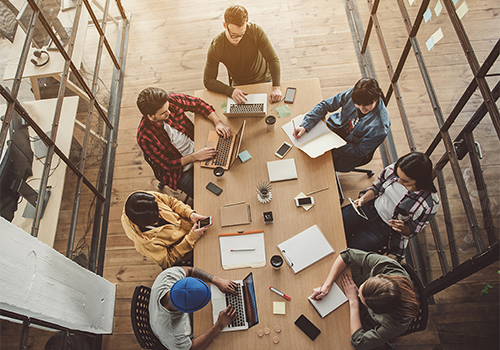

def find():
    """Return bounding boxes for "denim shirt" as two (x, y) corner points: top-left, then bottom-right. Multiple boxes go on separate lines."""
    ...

(300, 88), (391, 158)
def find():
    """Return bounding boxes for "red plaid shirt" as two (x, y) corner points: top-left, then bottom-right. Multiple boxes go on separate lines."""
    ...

(137, 93), (215, 190)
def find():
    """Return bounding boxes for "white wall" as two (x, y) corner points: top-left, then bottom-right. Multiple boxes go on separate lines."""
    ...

(0, 217), (115, 334)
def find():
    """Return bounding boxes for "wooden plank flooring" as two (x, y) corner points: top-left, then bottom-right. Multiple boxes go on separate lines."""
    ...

(1, 0), (499, 349)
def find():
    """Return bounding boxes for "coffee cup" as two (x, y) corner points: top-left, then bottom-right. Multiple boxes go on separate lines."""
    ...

(265, 115), (276, 131)
(270, 254), (283, 269)
(213, 167), (225, 180)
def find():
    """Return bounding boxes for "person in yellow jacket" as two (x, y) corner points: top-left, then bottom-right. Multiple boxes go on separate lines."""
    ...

(121, 191), (209, 269)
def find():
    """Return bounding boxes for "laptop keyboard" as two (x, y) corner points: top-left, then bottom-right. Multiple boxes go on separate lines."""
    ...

(226, 283), (246, 328)
(229, 103), (265, 114)
(206, 135), (233, 166)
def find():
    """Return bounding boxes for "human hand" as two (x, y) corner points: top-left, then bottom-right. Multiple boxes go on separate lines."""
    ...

(189, 212), (205, 224)
(341, 273), (359, 303)
(389, 219), (405, 232)
(231, 89), (248, 104)
(213, 276), (238, 295)
(216, 305), (237, 329)
(269, 86), (282, 103)
(194, 147), (217, 161)
(192, 221), (209, 237)
(293, 126), (306, 139)
(215, 122), (231, 139)
(309, 284), (331, 301)
(353, 197), (364, 208)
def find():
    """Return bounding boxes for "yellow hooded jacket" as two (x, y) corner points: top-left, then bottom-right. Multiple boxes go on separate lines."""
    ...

(121, 191), (200, 269)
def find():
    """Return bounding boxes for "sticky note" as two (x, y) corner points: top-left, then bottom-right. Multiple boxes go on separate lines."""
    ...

(453, 0), (458, 4)
(221, 101), (227, 112)
(273, 302), (286, 315)
(434, 0), (443, 16)
(456, 1), (468, 20)
(409, 0), (415, 5)
(276, 105), (291, 118)
(426, 36), (435, 51)
(238, 150), (251, 163)
(432, 28), (444, 43)
(423, 8), (432, 23)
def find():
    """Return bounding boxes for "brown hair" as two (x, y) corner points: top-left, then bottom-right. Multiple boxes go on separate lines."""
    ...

(351, 78), (383, 106)
(362, 275), (419, 319)
(136, 87), (169, 117)
(224, 5), (248, 26)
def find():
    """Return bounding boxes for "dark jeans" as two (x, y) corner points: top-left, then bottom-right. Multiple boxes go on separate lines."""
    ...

(342, 200), (395, 253)
(330, 126), (367, 172)
(177, 167), (194, 199)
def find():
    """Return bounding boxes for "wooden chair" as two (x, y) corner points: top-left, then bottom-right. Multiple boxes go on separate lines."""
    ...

(130, 285), (169, 350)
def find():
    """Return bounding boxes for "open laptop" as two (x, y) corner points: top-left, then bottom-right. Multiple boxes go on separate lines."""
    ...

(211, 272), (259, 332)
(223, 94), (267, 118)
(201, 120), (246, 170)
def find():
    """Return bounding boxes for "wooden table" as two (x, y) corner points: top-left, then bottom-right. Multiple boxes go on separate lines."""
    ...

(193, 78), (352, 349)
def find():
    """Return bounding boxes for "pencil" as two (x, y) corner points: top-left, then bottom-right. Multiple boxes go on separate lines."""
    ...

(306, 187), (329, 196)
(222, 201), (245, 207)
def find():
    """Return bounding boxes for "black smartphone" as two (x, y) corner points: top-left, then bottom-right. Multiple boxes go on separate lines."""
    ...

(284, 87), (297, 104)
(198, 216), (213, 229)
(294, 314), (321, 341)
(206, 182), (223, 196)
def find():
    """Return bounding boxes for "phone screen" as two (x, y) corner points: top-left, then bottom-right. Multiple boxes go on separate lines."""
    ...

(276, 143), (291, 157)
(298, 197), (313, 205)
(294, 314), (321, 340)
(198, 217), (211, 228)
(284, 87), (296, 103)
(206, 182), (223, 196)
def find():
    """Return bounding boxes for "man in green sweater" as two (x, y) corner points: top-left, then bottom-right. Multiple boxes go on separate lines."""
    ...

(203, 5), (282, 104)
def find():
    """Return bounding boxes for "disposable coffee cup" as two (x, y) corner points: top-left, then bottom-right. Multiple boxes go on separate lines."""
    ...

(270, 254), (283, 269)
(213, 167), (225, 180)
(265, 115), (276, 131)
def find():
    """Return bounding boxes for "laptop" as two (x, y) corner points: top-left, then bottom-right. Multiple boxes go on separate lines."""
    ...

(211, 272), (259, 332)
(201, 120), (246, 170)
(223, 94), (267, 118)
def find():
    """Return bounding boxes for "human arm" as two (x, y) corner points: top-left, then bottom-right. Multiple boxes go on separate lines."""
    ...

(190, 305), (237, 350)
(254, 24), (281, 91)
(203, 37), (236, 97)
(299, 90), (351, 132)
(309, 254), (348, 301)
(353, 189), (376, 208)
(392, 192), (440, 237)
(269, 86), (282, 104)
(341, 274), (362, 336)
(183, 267), (238, 295)
(207, 111), (231, 138)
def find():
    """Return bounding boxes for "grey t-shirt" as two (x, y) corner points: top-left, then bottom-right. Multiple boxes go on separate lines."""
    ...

(149, 267), (192, 350)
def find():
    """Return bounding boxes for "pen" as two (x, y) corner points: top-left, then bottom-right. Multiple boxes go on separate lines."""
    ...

(306, 187), (329, 196)
(222, 201), (245, 207)
(230, 248), (255, 252)
(292, 120), (299, 140)
(270, 286), (291, 300)
(270, 97), (285, 111)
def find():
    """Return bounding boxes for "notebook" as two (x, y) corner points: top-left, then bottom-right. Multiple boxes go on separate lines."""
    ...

(282, 114), (346, 158)
(267, 158), (298, 182)
(219, 230), (266, 270)
(220, 203), (252, 227)
(224, 94), (267, 118)
(308, 282), (348, 318)
(277, 224), (334, 274)
(211, 272), (259, 332)
(202, 120), (246, 170)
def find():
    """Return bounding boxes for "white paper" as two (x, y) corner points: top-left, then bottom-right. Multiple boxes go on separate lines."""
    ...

(456, 2), (469, 20)
(308, 282), (348, 318)
(219, 232), (266, 270)
(423, 8), (432, 23)
(267, 158), (298, 182)
(434, 0), (443, 16)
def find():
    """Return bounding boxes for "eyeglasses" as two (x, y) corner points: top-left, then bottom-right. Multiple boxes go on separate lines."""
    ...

(227, 27), (246, 39)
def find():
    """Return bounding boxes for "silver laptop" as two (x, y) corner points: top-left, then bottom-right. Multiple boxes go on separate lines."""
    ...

(223, 94), (267, 118)
(211, 272), (259, 332)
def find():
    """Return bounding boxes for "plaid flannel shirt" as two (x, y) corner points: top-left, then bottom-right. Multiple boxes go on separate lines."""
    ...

(137, 93), (215, 190)
(360, 163), (440, 258)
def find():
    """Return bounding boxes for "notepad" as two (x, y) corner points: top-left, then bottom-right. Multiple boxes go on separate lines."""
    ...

(308, 282), (348, 318)
(219, 231), (266, 270)
(220, 203), (252, 227)
(267, 158), (298, 182)
(273, 302), (286, 315)
(282, 114), (346, 158)
(277, 225), (334, 274)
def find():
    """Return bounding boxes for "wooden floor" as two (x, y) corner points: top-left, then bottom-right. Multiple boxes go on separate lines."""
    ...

(1, 0), (499, 349)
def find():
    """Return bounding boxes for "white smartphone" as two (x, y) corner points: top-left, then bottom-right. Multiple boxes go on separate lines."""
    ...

(275, 142), (292, 158)
(295, 197), (314, 207)
(198, 216), (213, 229)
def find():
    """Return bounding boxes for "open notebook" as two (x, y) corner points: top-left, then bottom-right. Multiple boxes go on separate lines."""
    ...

(282, 114), (346, 158)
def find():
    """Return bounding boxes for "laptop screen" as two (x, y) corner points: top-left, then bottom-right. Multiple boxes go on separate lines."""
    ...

(242, 272), (259, 328)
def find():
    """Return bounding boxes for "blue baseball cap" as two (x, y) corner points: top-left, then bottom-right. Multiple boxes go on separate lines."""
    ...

(169, 277), (211, 313)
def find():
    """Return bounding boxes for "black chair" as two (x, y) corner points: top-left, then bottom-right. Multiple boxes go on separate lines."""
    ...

(130, 285), (169, 350)
(400, 263), (429, 335)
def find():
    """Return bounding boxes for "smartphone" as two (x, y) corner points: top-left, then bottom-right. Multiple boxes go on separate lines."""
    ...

(198, 216), (213, 229)
(295, 196), (314, 207)
(294, 314), (321, 341)
(275, 142), (292, 158)
(206, 182), (223, 196)
(284, 87), (297, 104)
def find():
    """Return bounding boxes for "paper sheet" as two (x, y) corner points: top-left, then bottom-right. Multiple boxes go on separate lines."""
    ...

(434, 0), (443, 16)
(424, 7), (432, 23)
(456, 1), (469, 20)
(219, 232), (266, 270)
(308, 282), (348, 318)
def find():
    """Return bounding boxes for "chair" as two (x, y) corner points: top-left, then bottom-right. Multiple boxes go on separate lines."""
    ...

(400, 263), (429, 335)
(130, 285), (169, 350)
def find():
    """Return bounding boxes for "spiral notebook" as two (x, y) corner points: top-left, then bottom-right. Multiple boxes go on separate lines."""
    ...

(277, 225), (334, 274)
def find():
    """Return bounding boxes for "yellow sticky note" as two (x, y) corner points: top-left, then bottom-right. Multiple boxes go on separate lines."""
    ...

(273, 301), (286, 314)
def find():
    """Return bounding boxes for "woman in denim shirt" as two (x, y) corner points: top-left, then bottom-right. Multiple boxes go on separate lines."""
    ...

(294, 78), (391, 172)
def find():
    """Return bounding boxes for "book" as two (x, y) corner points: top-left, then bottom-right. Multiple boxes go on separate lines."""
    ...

(267, 158), (298, 183)
(308, 282), (348, 318)
(220, 203), (251, 227)
(282, 114), (346, 158)
(277, 224), (334, 274)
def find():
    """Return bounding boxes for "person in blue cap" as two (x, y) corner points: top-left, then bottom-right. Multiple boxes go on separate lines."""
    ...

(149, 266), (237, 350)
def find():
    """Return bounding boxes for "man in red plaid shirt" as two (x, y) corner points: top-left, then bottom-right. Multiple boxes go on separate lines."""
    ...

(136, 87), (231, 198)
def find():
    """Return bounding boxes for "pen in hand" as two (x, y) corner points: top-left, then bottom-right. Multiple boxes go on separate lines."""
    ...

(292, 120), (299, 140)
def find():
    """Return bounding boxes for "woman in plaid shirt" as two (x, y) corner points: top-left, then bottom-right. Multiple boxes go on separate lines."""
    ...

(344, 152), (440, 259)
